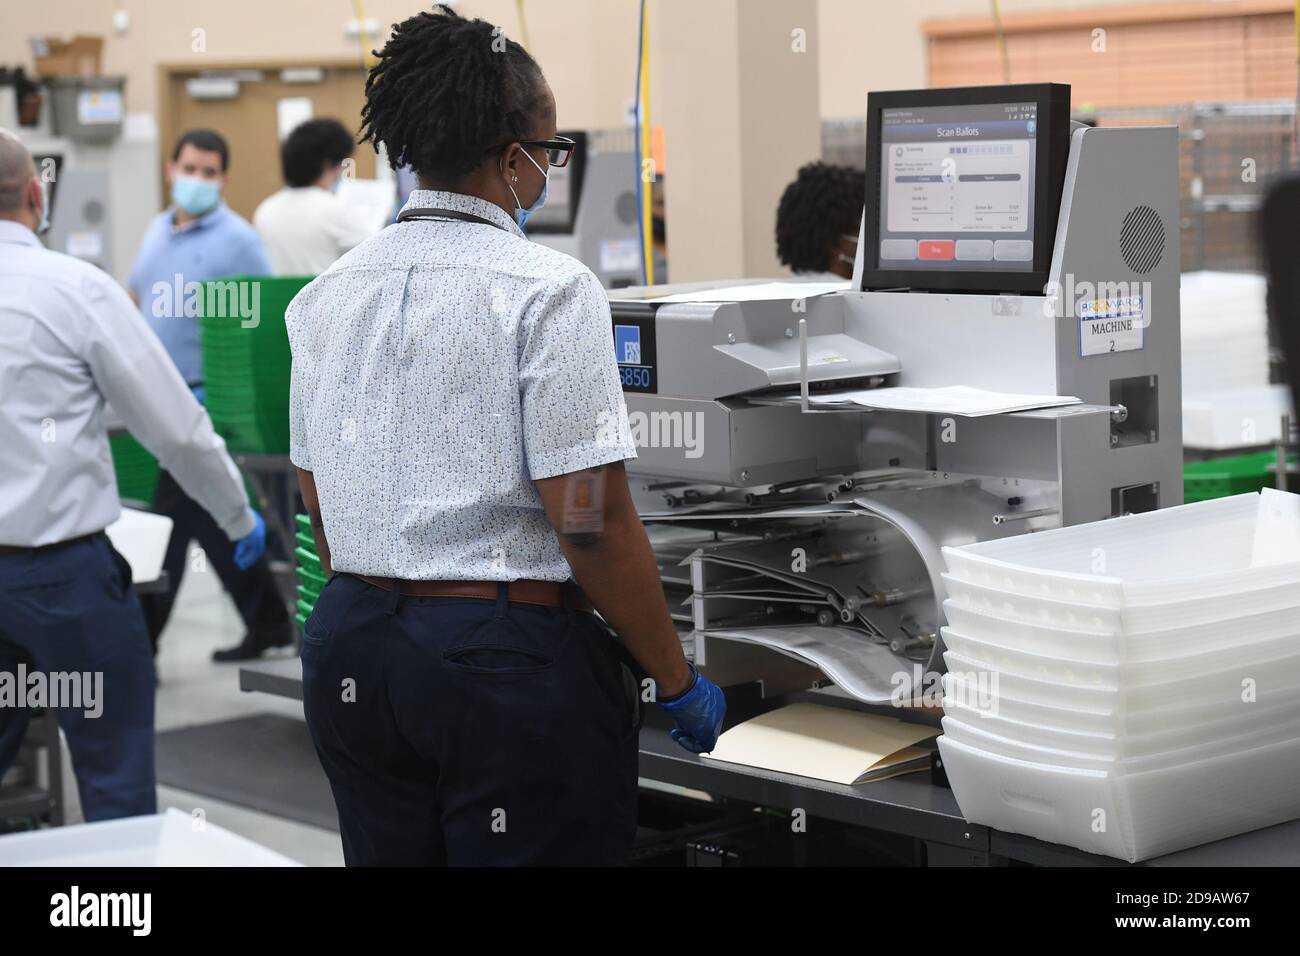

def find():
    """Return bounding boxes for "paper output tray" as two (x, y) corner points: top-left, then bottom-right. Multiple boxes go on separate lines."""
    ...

(701, 625), (918, 705)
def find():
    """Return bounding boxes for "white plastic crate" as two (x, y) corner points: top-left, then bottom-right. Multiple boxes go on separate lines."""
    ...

(943, 649), (1300, 727)
(938, 731), (1300, 861)
(942, 598), (1300, 665)
(942, 689), (1300, 760)
(942, 572), (1300, 635)
(941, 490), (1300, 607)
(1183, 384), (1294, 449)
(941, 626), (1300, 688)
(942, 668), (1300, 737)
(941, 713), (1300, 775)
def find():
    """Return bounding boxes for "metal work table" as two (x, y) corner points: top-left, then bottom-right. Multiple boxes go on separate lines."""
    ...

(238, 656), (304, 701)
(238, 657), (1300, 866)
(638, 717), (1300, 866)
(637, 710), (987, 862)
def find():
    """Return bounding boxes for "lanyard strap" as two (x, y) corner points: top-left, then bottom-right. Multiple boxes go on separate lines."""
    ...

(396, 206), (509, 232)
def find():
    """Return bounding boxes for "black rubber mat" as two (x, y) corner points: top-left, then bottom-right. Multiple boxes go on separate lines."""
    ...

(155, 713), (338, 831)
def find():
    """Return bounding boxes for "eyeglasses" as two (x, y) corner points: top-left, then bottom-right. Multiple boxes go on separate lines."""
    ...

(516, 136), (577, 168)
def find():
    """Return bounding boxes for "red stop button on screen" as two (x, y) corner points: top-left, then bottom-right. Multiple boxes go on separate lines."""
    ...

(918, 240), (956, 260)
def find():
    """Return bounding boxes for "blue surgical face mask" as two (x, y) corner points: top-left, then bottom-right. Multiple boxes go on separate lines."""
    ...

(172, 175), (221, 216)
(506, 148), (549, 230)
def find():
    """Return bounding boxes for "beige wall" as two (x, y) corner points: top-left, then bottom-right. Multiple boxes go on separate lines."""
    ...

(1, 0), (647, 130)
(2, 0), (1253, 280)
(657, 0), (822, 281)
(5, 0), (1160, 127)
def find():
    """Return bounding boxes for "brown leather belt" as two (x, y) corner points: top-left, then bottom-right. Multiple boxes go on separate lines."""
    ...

(0, 532), (100, 556)
(354, 575), (593, 612)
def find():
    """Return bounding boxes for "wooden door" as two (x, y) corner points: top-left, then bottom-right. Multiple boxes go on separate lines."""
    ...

(158, 59), (377, 221)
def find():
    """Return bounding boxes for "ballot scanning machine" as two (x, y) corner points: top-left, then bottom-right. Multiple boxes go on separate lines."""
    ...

(529, 129), (646, 288)
(608, 84), (1182, 704)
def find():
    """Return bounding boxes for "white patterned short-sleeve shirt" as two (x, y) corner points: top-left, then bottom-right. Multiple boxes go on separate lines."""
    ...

(286, 189), (637, 581)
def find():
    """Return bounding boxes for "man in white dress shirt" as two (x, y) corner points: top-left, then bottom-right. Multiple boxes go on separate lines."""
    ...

(0, 129), (266, 820)
(253, 118), (376, 276)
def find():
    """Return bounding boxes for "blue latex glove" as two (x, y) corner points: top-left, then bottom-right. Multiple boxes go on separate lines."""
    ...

(233, 510), (266, 571)
(658, 665), (726, 754)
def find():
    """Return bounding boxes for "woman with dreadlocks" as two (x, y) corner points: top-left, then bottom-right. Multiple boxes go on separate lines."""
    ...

(284, 4), (724, 866)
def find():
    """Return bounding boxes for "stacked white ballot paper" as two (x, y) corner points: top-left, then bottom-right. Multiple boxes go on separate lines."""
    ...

(645, 280), (850, 304)
(808, 385), (1081, 417)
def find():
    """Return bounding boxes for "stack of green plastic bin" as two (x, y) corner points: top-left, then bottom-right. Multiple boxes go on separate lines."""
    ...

(1184, 450), (1297, 503)
(295, 513), (326, 629)
(200, 276), (313, 455)
(109, 432), (160, 505)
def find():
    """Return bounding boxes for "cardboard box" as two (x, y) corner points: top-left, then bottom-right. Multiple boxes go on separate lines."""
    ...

(31, 35), (104, 78)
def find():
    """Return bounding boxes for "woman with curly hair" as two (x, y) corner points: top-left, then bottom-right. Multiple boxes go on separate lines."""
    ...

(775, 161), (865, 279)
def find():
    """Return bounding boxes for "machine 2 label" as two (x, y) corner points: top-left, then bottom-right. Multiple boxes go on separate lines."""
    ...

(1079, 294), (1145, 356)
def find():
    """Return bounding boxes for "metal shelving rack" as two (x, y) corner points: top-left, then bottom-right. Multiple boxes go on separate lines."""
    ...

(1093, 100), (1298, 273)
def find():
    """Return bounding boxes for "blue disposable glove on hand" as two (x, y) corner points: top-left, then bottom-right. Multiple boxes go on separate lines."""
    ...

(658, 665), (726, 754)
(233, 510), (267, 571)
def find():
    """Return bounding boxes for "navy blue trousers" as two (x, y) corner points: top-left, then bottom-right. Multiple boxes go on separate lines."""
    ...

(0, 534), (156, 821)
(301, 575), (641, 866)
(140, 469), (288, 651)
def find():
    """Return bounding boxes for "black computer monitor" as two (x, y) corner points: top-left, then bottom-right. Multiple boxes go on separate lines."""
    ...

(524, 129), (587, 234)
(860, 83), (1070, 294)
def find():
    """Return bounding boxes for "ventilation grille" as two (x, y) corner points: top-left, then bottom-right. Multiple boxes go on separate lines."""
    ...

(1119, 205), (1166, 274)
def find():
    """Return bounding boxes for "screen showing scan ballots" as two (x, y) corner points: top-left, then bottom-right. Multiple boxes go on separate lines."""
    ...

(878, 101), (1038, 273)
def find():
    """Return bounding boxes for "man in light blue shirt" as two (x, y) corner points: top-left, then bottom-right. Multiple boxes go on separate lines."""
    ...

(128, 130), (271, 390)
(126, 129), (289, 662)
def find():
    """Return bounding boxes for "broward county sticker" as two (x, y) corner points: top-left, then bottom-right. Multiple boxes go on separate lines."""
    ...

(1079, 294), (1145, 356)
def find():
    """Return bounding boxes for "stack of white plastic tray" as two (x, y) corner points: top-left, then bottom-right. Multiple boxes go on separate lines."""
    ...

(1180, 271), (1271, 393)
(936, 489), (1300, 862)
(0, 808), (300, 866)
